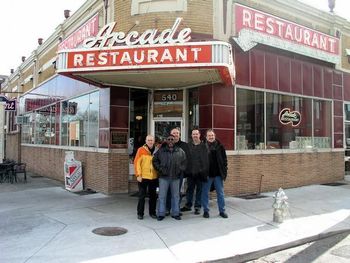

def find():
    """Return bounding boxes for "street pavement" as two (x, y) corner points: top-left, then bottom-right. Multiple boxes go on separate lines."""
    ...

(249, 230), (350, 263)
(1, 174), (350, 263)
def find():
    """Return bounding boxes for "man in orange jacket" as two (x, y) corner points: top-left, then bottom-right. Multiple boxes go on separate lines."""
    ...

(134, 135), (158, 220)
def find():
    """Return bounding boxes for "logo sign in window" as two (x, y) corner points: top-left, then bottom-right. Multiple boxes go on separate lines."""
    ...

(279, 108), (301, 127)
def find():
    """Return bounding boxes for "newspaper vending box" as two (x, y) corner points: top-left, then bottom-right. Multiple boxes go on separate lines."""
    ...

(64, 151), (83, 192)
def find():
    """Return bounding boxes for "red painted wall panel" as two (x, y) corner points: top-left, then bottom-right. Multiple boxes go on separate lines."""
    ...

(323, 69), (333, 99)
(313, 66), (323, 98)
(250, 49), (265, 88)
(265, 53), (278, 90)
(343, 72), (350, 101)
(291, 60), (302, 94)
(278, 56), (291, 92)
(234, 48), (250, 86)
(333, 100), (343, 117)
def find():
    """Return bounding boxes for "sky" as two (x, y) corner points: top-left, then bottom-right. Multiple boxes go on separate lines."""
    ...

(0, 0), (349, 77)
(0, 0), (85, 76)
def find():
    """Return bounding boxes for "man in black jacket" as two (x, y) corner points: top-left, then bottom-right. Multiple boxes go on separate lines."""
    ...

(165, 127), (190, 215)
(153, 134), (187, 221)
(181, 129), (209, 215)
(201, 129), (228, 219)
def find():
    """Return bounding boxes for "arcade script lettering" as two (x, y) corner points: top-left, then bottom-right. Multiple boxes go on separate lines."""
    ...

(83, 17), (191, 48)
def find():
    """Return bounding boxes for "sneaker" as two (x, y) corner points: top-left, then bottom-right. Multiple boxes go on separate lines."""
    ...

(194, 208), (200, 215)
(203, 211), (209, 218)
(157, 216), (165, 221)
(137, 215), (144, 220)
(180, 206), (191, 212)
(172, 215), (182, 220)
(219, 212), (228, 218)
(150, 214), (157, 219)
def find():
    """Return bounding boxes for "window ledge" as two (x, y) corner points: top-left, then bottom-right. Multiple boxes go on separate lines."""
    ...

(21, 143), (127, 154)
(227, 148), (343, 155)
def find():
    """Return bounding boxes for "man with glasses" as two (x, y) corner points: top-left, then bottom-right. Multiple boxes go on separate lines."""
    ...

(153, 134), (187, 220)
(164, 127), (191, 215)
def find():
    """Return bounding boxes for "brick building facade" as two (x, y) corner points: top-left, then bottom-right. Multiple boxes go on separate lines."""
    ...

(2, 0), (350, 195)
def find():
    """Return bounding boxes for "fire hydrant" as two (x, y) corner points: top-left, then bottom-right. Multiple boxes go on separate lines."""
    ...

(272, 188), (289, 223)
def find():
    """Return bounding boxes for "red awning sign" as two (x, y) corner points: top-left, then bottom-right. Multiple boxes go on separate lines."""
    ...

(67, 44), (211, 69)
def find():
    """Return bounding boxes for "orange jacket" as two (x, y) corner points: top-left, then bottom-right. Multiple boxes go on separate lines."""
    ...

(134, 145), (158, 180)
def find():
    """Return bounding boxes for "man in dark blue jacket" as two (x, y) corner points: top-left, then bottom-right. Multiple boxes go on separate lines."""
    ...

(153, 134), (187, 220)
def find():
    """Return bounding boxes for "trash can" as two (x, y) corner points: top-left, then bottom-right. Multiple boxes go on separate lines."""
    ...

(64, 151), (83, 192)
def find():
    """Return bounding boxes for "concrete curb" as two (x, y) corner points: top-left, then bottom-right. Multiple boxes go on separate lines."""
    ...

(209, 229), (350, 263)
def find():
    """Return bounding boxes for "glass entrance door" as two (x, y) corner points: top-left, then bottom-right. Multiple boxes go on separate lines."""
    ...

(152, 118), (183, 143)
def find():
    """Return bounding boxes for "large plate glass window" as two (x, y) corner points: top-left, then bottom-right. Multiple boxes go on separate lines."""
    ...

(236, 89), (264, 150)
(313, 100), (332, 148)
(61, 91), (99, 147)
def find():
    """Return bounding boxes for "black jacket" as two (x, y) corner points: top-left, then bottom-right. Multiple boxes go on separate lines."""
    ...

(188, 141), (209, 181)
(175, 140), (191, 177)
(152, 145), (187, 179)
(206, 139), (228, 181)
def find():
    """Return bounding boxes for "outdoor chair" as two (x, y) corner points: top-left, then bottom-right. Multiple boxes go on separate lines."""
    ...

(0, 161), (16, 183)
(13, 162), (27, 183)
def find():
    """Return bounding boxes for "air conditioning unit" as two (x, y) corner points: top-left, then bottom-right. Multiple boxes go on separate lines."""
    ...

(15, 116), (29, 125)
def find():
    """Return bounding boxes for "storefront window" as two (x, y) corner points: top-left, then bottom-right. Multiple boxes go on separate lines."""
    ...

(34, 105), (56, 145)
(21, 113), (34, 144)
(313, 100), (331, 148)
(61, 91), (99, 147)
(236, 89), (264, 150)
(236, 88), (331, 151)
(266, 93), (312, 149)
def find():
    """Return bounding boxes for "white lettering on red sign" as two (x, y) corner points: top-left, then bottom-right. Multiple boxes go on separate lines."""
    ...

(236, 5), (339, 54)
(67, 45), (211, 69)
(58, 14), (99, 51)
(83, 17), (191, 48)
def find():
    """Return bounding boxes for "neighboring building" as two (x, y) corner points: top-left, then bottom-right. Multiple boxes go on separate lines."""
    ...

(3, 0), (350, 195)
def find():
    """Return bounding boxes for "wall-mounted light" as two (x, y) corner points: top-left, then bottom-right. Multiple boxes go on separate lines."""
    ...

(135, 115), (143, 120)
(38, 38), (43, 45)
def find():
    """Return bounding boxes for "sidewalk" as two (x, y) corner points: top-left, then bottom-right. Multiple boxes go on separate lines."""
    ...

(1, 174), (350, 263)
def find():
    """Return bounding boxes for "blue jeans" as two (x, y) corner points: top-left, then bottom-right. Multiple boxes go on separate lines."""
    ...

(158, 178), (180, 217)
(201, 176), (225, 213)
(185, 176), (202, 208)
(166, 175), (183, 212)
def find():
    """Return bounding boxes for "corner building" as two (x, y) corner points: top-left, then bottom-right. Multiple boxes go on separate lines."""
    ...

(4, 0), (350, 195)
